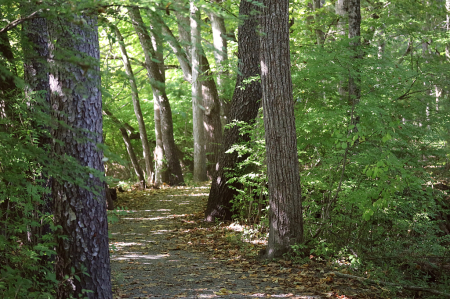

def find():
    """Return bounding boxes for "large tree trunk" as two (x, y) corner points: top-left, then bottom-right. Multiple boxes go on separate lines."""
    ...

(260, 0), (303, 259)
(113, 23), (154, 186)
(103, 109), (146, 189)
(128, 7), (184, 186)
(191, 2), (207, 182)
(205, 0), (262, 221)
(47, 14), (112, 299)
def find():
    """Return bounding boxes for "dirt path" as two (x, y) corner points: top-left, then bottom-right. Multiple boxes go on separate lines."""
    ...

(109, 186), (350, 299)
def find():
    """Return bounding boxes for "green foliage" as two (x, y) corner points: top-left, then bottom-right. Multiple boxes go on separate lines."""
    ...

(225, 112), (269, 225)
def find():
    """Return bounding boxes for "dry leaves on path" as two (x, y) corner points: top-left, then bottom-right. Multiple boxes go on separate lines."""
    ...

(108, 185), (390, 299)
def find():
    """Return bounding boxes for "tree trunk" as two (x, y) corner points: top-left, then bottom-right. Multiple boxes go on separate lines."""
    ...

(209, 8), (230, 127)
(128, 7), (184, 186)
(200, 55), (223, 178)
(149, 10), (192, 83)
(22, 6), (53, 243)
(260, 0), (303, 259)
(0, 11), (18, 129)
(103, 109), (146, 189)
(149, 16), (167, 187)
(191, 2), (207, 182)
(205, 0), (262, 221)
(336, 0), (348, 36)
(170, 5), (223, 180)
(348, 0), (361, 125)
(113, 23), (154, 187)
(47, 14), (112, 299)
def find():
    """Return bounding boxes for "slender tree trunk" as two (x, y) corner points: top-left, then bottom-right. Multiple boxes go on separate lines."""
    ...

(103, 109), (146, 189)
(348, 0), (361, 125)
(336, 0), (348, 37)
(191, 1), (207, 182)
(128, 7), (184, 186)
(209, 7), (230, 127)
(205, 0), (262, 221)
(446, 0), (450, 61)
(260, 0), (303, 259)
(149, 10), (192, 83)
(149, 16), (166, 187)
(312, 0), (325, 45)
(47, 14), (112, 299)
(113, 23), (154, 187)
(200, 55), (223, 178)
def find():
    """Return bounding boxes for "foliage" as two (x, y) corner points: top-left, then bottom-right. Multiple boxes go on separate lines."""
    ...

(225, 112), (269, 226)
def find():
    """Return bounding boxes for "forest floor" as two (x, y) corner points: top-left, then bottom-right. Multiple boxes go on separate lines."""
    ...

(108, 185), (396, 299)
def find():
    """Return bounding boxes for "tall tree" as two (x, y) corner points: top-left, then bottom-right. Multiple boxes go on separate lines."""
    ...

(259, 0), (303, 259)
(128, 7), (184, 186)
(47, 13), (112, 298)
(149, 15), (167, 187)
(112, 22), (153, 187)
(205, 0), (262, 221)
(347, 0), (361, 126)
(191, 1), (207, 181)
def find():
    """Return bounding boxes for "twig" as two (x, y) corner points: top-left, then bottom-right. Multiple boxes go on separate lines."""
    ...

(330, 271), (450, 297)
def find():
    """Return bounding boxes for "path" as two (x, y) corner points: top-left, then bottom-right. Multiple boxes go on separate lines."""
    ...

(109, 186), (359, 299)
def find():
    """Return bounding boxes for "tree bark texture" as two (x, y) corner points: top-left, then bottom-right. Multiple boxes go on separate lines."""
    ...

(103, 109), (146, 189)
(205, 0), (262, 221)
(191, 2), (207, 182)
(260, 0), (303, 259)
(200, 55), (223, 179)
(47, 15), (112, 299)
(149, 16), (167, 186)
(113, 24), (154, 186)
(128, 7), (184, 186)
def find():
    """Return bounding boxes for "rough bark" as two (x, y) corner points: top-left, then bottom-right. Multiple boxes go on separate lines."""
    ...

(103, 109), (146, 189)
(191, 2), (207, 182)
(128, 7), (184, 186)
(47, 14), (112, 299)
(113, 23), (154, 186)
(260, 0), (303, 259)
(205, 0), (262, 221)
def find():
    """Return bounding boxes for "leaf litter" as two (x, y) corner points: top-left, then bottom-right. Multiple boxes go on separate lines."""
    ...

(109, 185), (390, 298)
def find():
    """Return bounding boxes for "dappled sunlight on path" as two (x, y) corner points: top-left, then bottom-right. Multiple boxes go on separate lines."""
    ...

(108, 186), (360, 299)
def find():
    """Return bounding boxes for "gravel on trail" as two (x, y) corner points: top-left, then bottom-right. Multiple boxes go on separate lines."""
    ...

(109, 186), (329, 299)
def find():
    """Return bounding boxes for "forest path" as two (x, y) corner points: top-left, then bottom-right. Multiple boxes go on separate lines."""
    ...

(108, 185), (346, 299)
